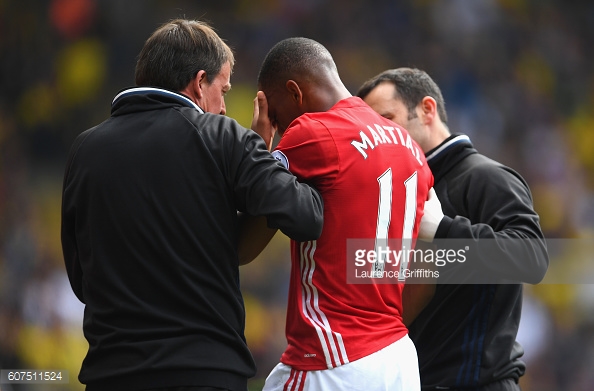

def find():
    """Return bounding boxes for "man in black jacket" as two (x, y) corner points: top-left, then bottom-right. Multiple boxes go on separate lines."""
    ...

(61, 19), (323, 391)
(358, 68), (548, 391)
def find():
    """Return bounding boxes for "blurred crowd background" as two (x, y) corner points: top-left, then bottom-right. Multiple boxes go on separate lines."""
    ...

(1, 0), (594, 390)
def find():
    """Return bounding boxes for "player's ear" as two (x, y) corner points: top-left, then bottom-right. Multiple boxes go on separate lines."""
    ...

(286, 80), (303, 106)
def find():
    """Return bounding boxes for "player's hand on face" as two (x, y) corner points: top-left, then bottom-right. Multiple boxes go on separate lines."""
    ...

(251, 91), (277, 152)
(419, 187), (444, 242)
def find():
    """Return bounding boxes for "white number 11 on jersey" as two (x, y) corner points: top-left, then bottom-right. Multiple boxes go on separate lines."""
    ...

(373, 168), (418, 281)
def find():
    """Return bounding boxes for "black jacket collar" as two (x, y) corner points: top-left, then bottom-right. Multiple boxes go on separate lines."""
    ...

(111, 87), (205, 116)
(425, 134), (477, 182)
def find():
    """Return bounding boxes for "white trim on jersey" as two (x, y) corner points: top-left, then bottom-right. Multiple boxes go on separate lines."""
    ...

(299, 241), (349, 369)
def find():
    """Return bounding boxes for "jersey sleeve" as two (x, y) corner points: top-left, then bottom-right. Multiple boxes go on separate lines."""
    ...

(273, 116), (339, 189)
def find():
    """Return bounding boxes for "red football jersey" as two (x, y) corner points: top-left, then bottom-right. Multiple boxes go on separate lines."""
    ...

(273, 97), (433, 370)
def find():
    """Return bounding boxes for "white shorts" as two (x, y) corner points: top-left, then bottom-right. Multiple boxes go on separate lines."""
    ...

(262, 334), (420, 391)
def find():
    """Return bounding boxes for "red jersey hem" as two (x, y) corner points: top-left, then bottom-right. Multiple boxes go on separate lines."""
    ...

(280, 330), (409, 371)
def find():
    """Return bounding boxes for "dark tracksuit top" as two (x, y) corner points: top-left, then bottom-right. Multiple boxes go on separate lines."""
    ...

(408, 134), (549, 390)
(61, 87), (324, 391)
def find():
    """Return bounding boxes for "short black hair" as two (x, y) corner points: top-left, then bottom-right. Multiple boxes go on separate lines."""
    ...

(357, 68), (448, 124)
(257, 37), (335, 90)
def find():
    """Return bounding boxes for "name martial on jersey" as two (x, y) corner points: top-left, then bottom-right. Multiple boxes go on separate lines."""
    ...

(351, 123), (423, 165)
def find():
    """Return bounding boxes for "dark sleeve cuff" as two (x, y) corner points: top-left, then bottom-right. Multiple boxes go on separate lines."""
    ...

(434, 215), (454, 239)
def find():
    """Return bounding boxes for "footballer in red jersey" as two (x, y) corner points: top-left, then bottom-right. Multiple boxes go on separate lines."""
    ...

(256, 37), (434, 391)
(273, 96), (432, 370)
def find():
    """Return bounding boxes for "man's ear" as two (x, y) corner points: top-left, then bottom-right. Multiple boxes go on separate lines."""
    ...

(193, 70), (208, 99)
(419, 96), (437, 124)
(178, 71), (207, 107)
(286, 80), (303, 106)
